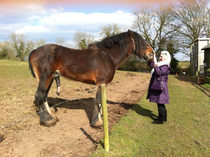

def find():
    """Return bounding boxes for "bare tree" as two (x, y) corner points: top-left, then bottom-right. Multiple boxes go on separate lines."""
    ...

(173, 0), (209, 56)
(55, 37), (68, 46)
(73, 31), (95, 49)
(9, 33), (34, 60)
(9, 33), (25, 60)
(133, 6), (179, 54)
(204, 5), (210, 38)
(34, 39), (46, 48)
(100, 24), (123, 37)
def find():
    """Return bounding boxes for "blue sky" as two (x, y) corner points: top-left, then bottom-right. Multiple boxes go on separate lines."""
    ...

(0, 1), (137, 42)
(0, 0), (179, 41)
(0, 0), (186, 60)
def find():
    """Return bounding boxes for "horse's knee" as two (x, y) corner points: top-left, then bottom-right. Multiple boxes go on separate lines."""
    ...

(35, 91), (39, 101)
(35, 90), (45, 102)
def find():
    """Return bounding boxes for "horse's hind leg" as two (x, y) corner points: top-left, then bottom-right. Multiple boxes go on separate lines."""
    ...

(35, 77), (58, 127)
(91, 86), (103, 127)
(55, 76), (61, 96)
(54, 71), (61, 96)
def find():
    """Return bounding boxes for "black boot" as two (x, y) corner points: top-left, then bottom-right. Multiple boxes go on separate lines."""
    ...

(154, 104), (165, 124)
(153, 119), (164, 124)
(164, 110), (167, 122)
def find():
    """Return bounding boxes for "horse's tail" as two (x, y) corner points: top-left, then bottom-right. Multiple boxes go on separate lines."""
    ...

(28, 50), (36, 78)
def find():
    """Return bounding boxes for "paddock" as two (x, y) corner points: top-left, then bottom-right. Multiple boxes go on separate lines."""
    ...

(0, 60), (150, 157)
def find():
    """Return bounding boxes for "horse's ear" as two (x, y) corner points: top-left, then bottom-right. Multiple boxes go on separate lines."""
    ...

(127, 29), (134, 37)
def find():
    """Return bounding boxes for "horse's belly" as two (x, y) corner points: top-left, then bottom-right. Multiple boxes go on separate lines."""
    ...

(60, 69), (97, 85)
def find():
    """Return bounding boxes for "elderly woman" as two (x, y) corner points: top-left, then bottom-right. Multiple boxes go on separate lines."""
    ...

(147, 51), (171, 124)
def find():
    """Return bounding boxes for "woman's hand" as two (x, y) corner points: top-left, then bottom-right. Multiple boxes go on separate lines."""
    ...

(154, 64), (158, 67)
(154, 54), (157, 65)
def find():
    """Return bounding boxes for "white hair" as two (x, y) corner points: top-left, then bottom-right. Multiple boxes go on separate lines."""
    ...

(161, 51), (171, 65)
(154, 50), (171, 67)
(151, 50), (171, 76)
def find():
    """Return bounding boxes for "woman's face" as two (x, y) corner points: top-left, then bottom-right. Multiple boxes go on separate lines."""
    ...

(159, 53), (167, 61)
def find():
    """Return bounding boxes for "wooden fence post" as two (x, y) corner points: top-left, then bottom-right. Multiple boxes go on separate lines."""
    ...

(101, 84), (109, 152)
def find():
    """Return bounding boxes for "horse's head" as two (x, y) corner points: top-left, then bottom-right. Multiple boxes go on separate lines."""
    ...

(143, 42), (155, 61)
(128, 30), (155, 61)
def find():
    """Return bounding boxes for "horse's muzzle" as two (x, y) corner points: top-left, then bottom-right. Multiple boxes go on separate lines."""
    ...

(148, 53), (154, 59)
(144, 53), (154, 61)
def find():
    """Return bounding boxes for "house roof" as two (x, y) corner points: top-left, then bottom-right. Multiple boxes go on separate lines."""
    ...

(202, 44), (210, 50)
(193, 38), (210, 43)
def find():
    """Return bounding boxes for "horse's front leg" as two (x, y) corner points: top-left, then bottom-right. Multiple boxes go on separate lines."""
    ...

(35, 79), (58, 127)
(91, 86), (103, 127)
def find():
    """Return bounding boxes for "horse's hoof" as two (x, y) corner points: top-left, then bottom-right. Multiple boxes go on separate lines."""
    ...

(55, 116), (59, 122)
(50, 111), (59, 122)
(91, 120), (103, 128)
(41, 119), (57, 127)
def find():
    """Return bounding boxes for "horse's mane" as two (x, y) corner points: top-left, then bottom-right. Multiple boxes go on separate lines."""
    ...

(132, 31), (148, 58)
(89, 30), (148, 58)
(95, 31), (129, 49)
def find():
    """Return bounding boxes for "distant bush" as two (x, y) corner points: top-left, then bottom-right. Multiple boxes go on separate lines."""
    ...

(0, 46), (9, 59)
(118, 55), (150, 72)
(204, 77), (210, 84)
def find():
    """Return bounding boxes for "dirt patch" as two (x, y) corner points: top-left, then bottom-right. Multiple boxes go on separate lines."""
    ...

(0, 71), (150, 157)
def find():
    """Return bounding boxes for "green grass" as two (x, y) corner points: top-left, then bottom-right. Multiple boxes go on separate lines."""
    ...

(0, 59), (30, 78)
(0, 60), (32, 99)
(92, 75), (210, 157)
(178, 61), (190, 69)
(201, 83), (210, 91)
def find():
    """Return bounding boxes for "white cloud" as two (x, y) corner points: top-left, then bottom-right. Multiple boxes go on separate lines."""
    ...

(15, 25), (50, 34)
(38, 10), (134, 31)
(0, 2), (46, 24)
(0, 2), (135, 44)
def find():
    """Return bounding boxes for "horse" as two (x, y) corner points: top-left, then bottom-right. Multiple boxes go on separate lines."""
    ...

(28, 30), (155, 127)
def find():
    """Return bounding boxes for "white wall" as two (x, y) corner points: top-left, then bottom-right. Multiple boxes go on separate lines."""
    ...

(197, 39), (210, 71)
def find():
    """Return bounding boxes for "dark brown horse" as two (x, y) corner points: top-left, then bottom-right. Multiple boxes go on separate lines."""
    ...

(28, 30), (154, 127)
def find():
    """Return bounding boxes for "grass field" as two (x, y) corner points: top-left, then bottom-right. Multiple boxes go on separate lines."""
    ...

(202, 83), (210, 91)
(92, 75), (210, 156)
(0, 59), (209, 156)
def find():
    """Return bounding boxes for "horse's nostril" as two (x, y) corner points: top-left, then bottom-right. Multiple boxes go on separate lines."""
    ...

(149, 53), (153, 58)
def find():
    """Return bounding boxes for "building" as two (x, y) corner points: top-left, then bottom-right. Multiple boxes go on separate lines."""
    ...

(190, 38), (210, 76)
(202, 44), (210, 78)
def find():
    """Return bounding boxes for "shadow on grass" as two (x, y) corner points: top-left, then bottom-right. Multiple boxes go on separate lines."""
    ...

(191, 83), (210, 97)
(174, 75), (196, 83)
(174, 75), (210, 97)
(131, 104), (157, 120)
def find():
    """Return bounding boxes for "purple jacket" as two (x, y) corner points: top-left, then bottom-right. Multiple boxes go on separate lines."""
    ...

(146, 60), (171, 104)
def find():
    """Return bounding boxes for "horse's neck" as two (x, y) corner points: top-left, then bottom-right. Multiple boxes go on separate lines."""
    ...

(106, 45), (132, 68)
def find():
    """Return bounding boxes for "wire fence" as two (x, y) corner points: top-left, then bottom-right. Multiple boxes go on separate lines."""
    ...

(0, 93), (118, 157)
(0, 99), (69, 130)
